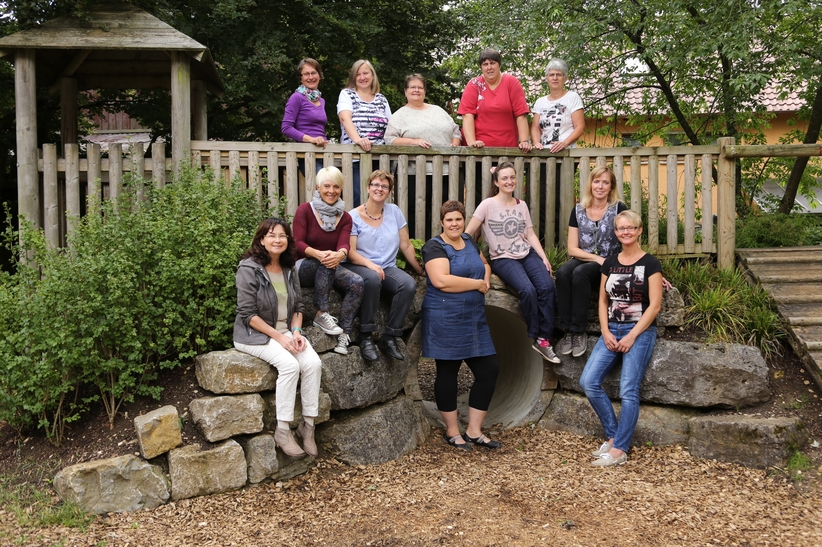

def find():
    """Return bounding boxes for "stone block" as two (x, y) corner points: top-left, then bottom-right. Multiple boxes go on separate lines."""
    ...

(261, 390), (332, 430)
(133, 405), (183, 460)
(195, 349), (277, 394)
(537, 390), (699, 447)
(54, 455), (169, 514)
(318, 395), (430, 465)
(189, 393), (264, 442)
(552, 339), (770, 409)
(320, 340), (412, 410)
(168, 440), (248, 500)
(237, 434), (278, 484)
(689, 415), (808, 469)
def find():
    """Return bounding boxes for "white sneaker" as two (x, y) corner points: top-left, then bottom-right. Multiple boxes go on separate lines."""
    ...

(591, 440), (613, 458)
(313, 312), (343, 335)
(334, 333), (350, 355)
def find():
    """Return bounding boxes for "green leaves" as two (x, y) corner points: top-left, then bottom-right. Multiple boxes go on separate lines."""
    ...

(0, 166), (269, 443)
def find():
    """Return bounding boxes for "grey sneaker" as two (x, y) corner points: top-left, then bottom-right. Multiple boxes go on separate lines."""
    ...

(591, 452), (627, 467)
(313, 312), (343, 335)
(571, 332), (588, 358)
(532, 339), (561, 364)
(591, 440), (613, 458)
(334, 333), (350, 355)
(557, 334), (574, 355)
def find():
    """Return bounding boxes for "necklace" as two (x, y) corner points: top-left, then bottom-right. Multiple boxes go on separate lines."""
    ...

(363, 205), (383, 221)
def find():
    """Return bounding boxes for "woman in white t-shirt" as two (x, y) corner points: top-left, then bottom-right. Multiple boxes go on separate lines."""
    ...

(337, 59), (392, 206)
(530, 58), (585, 152)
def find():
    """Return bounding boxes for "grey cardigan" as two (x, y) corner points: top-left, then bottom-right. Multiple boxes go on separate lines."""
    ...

(233, 257), (305, 345)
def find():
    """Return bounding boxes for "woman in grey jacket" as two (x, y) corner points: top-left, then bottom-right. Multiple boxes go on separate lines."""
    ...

(234, 218), (322, 459)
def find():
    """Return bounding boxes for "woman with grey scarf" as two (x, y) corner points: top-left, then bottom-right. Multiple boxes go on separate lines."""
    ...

(294, 167), (365, 355)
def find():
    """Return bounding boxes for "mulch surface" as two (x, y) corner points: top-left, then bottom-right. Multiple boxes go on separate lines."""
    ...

(2, 328), (822, 546)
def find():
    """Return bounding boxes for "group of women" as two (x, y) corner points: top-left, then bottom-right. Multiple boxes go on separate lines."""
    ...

(239, 49), (663, 465)
(280, 50), (587, 204)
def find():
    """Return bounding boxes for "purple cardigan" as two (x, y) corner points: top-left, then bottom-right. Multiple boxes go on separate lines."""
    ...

(281, 92), (328, 142)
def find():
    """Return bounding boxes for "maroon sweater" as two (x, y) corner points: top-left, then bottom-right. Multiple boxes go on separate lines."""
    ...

(293, 201), (352, 259)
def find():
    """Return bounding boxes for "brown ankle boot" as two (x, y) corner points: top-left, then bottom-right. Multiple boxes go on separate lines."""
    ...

(274, 427), (306, 458)
(296, 421), (318, 458)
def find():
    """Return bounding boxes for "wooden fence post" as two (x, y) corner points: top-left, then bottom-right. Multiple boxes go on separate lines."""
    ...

(43, 144), (60, 249)
(65, 143), (80, 238)
(716, 137), (736, 270)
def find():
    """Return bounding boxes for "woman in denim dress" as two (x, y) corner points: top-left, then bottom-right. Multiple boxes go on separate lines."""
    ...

(422, 200), (500, 451)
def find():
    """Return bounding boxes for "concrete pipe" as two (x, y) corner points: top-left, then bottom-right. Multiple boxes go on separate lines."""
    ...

(406, 289), (550, 429)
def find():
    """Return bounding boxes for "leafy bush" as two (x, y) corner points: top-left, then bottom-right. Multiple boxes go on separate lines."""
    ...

(662, 258), (786, 358)
(0, 166), (269, 443)
(736, 213), (822, 248)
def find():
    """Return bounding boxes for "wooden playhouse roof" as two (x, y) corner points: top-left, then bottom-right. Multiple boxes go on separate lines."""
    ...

(0, 2), (223, 96)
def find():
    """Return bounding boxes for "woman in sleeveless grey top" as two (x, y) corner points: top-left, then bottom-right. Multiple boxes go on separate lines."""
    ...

(555, 166), (627, 358)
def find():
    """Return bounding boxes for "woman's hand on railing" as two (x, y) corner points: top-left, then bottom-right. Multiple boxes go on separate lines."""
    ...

(308, 136), (327, 148)
(467, 139), (485, 148)
(356, 137), (373, 151)
(416, 139), (431, 149)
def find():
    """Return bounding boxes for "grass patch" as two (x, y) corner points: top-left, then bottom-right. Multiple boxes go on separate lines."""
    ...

(661, 258), (787, 358)
(783, 395), (809, 411)
(785, 451), (812, 481)
(0, 450), (93, 533)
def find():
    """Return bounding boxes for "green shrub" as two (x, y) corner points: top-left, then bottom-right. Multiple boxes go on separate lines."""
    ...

(662, 258), (786, 358)
(0, 166), (269, 443)
(735, 213), (822, 248)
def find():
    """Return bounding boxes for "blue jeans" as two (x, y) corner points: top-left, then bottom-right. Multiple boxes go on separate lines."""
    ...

(491, 248), (556, 339)
(579, 323), (657, 453)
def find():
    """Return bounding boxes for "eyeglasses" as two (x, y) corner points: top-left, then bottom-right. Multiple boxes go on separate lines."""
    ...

(407, 86), (425, 91)
(369, 183), (390, 190)
(301, 71), (319, 77)
(615, 226), (639, 233)
(265, 233), (289, 240)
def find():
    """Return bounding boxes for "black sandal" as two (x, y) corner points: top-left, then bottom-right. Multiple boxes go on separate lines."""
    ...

(443, 433), (472, 451)
(463, 433), (501, 449)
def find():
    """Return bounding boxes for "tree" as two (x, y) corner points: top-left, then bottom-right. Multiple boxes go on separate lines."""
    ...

(769, 1), (822, 214)
(452, 0), (812, 210)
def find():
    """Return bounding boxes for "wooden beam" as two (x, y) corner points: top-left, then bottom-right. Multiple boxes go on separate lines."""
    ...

(15, 49), (39, 232)
(716, 137), (736, 270)
(60, 77), (78, 146)
(47, 49), (90, 95)
(191, 79), (207, 140)
(76, 75), (170, 90)
(723, 143), (822, 159)
(170, 51), (191, 173)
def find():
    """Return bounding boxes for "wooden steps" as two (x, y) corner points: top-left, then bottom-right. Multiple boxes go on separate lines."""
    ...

(737, 246), (822, 389)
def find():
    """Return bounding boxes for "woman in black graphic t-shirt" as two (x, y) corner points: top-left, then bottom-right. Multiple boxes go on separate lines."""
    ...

(579, 210), (662, 467)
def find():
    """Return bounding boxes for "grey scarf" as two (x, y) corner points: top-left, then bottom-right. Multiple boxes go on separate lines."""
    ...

(311, 190), (346, 232)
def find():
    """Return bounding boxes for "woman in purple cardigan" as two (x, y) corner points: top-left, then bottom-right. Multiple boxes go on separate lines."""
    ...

(282, 58), (328, 173)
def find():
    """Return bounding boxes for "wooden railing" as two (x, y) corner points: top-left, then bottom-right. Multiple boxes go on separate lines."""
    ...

(34, 138), (737, 268)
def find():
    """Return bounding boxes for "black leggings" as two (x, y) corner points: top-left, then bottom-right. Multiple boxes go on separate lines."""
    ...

(434, 355), (499, 413)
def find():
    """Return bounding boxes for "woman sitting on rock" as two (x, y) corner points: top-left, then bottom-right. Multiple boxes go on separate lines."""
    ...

(422, 200), (500, 451)
(233, 218), (322, 459)
(345, 170), (424, 362)
(293, 166), (364, 356)
(466, 161), (560, 364)
(580, 210), (662, 467)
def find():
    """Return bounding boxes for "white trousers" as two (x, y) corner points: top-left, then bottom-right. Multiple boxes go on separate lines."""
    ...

(234, 333), (322, 422)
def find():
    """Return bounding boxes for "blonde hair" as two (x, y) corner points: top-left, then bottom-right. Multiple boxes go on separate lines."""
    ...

(580, 166), (618, 209)
(316, 166), (344, 189)
(346, 60), (380, 95)
(614, 209), (643, 230)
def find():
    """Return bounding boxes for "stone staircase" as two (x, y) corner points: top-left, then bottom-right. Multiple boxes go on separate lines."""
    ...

(737, 246), (822, 389)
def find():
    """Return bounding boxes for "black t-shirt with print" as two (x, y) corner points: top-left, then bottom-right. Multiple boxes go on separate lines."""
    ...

(600, 253), (662, 324)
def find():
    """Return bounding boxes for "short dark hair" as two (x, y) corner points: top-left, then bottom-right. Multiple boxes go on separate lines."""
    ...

(368, 169), (395, 192)
(439, 200), (466, 222)
(479, 48), (502, 66)
(242, 218), (296, 269)
(297, 58), (323, 80)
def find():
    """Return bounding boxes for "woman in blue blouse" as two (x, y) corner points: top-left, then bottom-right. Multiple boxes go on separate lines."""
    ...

(345, 170), (423, 361)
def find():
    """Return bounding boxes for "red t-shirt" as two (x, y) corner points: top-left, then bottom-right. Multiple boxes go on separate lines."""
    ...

(293, 201), (352, 259)
(458, 73), (530, 147)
